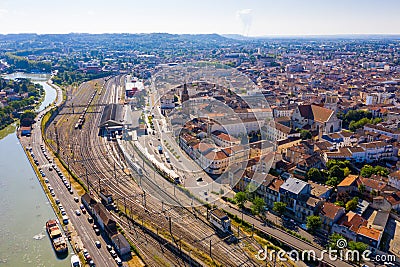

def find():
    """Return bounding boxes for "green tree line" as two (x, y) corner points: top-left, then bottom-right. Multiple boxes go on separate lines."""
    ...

(0, 78), (42, 130)
(5, 52), (52, 72)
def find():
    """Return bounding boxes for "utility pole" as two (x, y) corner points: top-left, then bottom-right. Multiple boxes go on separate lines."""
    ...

(124, 197), (127, 214)
(98, 177), (101, 194)
(169, 216), (172, 235)
(209, 240), (212, 257)
(54, 122), (60, 155)
(143, 191), (146, 209)
(85, 167), (89, 192)
(114, 162), (117, 186)
(67, 154), (71, 187)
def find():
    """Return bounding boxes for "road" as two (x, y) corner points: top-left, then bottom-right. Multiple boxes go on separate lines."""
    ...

(21, 80), (118, 267)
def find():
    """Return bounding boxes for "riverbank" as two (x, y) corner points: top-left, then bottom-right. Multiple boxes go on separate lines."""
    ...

(0, 130), (69, 266)
(0, 122), (17, 140)
(0, 72), (70, 266)
(0, 73), (51, 140)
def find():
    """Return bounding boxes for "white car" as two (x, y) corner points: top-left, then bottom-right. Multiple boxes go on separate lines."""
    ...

(75, 209), (81, 216)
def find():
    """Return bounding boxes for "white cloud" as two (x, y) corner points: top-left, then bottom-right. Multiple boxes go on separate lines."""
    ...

(236, 9), (253, 36)
(0, 8), (8, 16)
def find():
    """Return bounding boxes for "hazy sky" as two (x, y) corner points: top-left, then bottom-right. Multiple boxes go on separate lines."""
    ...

(0, 0), (399, 36)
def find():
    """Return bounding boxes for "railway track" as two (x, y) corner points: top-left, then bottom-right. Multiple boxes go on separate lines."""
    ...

(46, 76), (269, 267)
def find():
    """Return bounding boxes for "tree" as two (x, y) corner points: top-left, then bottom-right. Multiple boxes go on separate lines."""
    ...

(245, 182), (258, 201)
(348, 241), (368, 262)
(334, 201), (345, 207)
(306, 168), (323, 182)
(374, 166), (389, 177)
(328, 233), (345, 249)
(273, 202), (287, 215)
(326, 176), (339, 187)
(300, 130), (312, 140)
(358, 184), (365, 194)
(360, 165), (374, 178)
(234, 192), (247, 209)
(251, 197), (265, 215)
(326, 159), (351, 171)
(20, 110), (36, 127)
(343, 167), (351, 177)
(306, 215), (322, 233)
(329, 165), (345, 181)
(346, 197), (359, 212)
(348, 241), (368, 254)
(361, 165), (389, 178)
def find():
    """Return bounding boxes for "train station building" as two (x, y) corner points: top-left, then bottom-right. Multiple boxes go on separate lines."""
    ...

(98, 104), (126, 137)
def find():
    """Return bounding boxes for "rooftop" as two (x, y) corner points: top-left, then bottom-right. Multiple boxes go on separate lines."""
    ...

(320, 202), (345, 220)
(280, 177), (308, 195)
(337, 175), (358, 187)
(357, 226), (381, 241)
(99, 104), (125, 128)
(338, 211), (368, 233)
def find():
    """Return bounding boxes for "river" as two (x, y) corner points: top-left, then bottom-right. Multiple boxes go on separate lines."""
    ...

(0, 73), (69, 266)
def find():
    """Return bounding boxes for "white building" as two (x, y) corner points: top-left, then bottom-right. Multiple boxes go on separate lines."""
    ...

(160, 94), (175, 109)
(359, 141), (395, 162)
(211, 130), (240, 147)
(273, 107), (294, 118)
(364, 123), (400, 141)
(323, 141), (396, 164)
(265, 120), (300, 141)
(388, 171), (400, 190)
(291, 104), (342, 135)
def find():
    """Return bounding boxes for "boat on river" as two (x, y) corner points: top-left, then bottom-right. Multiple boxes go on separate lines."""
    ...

(46, 219), (68, 256)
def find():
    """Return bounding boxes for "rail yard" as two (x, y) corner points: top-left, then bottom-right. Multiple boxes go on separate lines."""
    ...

(42, 75), (276, 267)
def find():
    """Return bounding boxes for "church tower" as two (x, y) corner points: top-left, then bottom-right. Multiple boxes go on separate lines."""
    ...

(181, 83), (189, 103)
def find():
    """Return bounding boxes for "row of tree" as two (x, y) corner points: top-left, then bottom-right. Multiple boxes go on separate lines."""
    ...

(337, 109), (382, 132)
(0, 78), (42, 96)
(0, 78), (43, 130)
(360, 164), (390, 178)
(5, 52), (51, 72)
(0, 97), (36, 129)
(234, 190), (266, 216)
(306, 160), (352, 187)
(51, 70), (112, 86)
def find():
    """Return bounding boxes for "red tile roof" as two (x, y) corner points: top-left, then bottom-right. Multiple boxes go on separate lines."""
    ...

(320, 202), (345, 220)
(357, 226), (381, 241)
(338, 211), (368, 232)
(360, 177), (387, 191)
(337, 175), (358, 187)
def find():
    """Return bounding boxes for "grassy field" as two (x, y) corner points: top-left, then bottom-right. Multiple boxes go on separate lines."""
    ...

(0, 122), (17, 140)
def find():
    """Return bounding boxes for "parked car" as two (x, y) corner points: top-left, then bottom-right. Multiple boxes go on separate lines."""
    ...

(110, 250), (117, 258)
(300, 224), (308, 231)
(94, 228), (101, 236)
